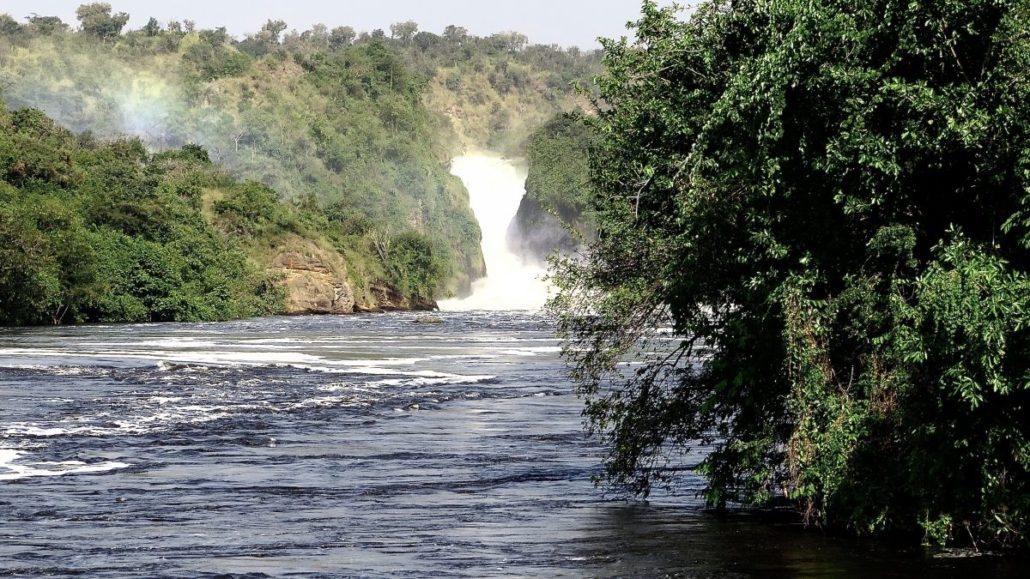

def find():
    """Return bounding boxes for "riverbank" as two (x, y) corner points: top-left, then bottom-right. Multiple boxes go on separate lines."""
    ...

(269, 244), (439, 315)
(0, 106), (476, 326)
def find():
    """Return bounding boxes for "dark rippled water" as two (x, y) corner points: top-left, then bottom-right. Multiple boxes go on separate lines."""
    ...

(0, 312), (1023, 577)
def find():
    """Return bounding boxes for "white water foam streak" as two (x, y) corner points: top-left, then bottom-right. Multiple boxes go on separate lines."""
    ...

(0, 447), (130, 481)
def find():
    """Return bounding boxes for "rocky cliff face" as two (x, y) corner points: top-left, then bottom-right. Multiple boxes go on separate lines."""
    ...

(271, 248), (355, 315)
(354, 284), (438, 313)
(507, 195), (582, 263)
(270, 242), (438, 315)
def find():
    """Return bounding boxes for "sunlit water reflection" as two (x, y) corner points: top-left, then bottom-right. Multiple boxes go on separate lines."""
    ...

(0, 313), (1022, 576)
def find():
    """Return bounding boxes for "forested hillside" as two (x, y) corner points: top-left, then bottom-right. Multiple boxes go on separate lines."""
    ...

(0, 102), (465, 324)
(509, 114), (595, 261)
(0, 106), (283, 324)
(0, 4), (598, 320)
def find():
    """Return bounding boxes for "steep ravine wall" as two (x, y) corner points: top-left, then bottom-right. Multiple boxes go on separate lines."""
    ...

(270, 242), (438, 315)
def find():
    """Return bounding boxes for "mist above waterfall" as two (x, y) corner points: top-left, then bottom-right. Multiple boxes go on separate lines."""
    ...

(439, 153), (549, 311)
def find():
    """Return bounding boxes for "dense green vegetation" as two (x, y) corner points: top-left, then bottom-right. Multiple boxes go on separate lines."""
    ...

(553, 0), (1030, 549)
(510, 114), (595, 260)
(0, 100), (467, 323)
(0, 4), (599, 299)
(413, 27), (600, 154)
(0, 105), (282, 324)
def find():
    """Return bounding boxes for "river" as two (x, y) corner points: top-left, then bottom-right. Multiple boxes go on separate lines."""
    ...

(0, 312), (1023, 577)
(1, 154), (1023, 576)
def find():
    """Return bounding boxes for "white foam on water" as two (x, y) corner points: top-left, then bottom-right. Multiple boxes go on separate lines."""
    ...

(150, 396), (182, 405)
(0, 347), (434, 373)
(334, 367), (466, 378)
(0, 448), (130, 481)
(0, 322), (528, 449)
(495, 346), (562, 356)
(317, 373), (496, 391)
(161, 350), (326, 366)
(4, 425), (73, 437)
(439, 153), (550, 312)
(3, 403), (233, 438)
(129, 338), (221, 349)
(48, 366), (90, 375)
(364, 374), (497, 388)
(0, 448), (22, 466)
(1, 365), (494, 441)
(280, 395), (371, 411)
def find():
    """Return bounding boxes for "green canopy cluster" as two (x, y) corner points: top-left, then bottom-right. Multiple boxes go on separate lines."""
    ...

(553, 0), (1030, 548)
(0, 106), (283, 324)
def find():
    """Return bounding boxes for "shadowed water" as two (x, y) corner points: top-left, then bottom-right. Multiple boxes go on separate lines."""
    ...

(0, 313), (1023, 577)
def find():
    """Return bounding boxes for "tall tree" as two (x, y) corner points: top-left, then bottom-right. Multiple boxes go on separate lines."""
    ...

(0, 14), (22, 36)
(389, 20), (418, 43)
(442, 25), (468, 45)
(329, 25), (355, 49)
(142, 16), (160, 37)
(553, 0), (1030, 548)
(261, 19), (287, 44)
(75, 3), (128, 41)
(26, 15), (68, 36)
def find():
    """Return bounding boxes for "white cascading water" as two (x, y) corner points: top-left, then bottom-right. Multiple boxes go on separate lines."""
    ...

(439, 153), (549, 311)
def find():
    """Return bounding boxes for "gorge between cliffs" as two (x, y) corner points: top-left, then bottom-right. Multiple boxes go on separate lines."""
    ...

(277, 152), (548, 315)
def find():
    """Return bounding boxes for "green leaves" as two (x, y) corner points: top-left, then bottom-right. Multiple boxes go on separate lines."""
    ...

(555, 0), (1030, 547)
(916, 237), (1030, 407)
(0, 112), (283, 325)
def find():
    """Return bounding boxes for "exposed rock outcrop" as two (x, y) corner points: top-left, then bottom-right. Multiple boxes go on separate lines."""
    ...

(507, 195), (582, 262)
(270, 240), (439, 315)
(271, 246), (355, 315)
(353, 284), (438, 313)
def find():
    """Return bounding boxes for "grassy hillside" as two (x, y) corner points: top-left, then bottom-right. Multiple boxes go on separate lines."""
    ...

(409, 30), (599, 154)
(0, 7), (600, 306)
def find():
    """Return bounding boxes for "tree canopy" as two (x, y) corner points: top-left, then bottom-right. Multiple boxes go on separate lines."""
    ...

(75, 3), (128, 40)
(553, 0), (1030, 548)
(0, 104), (283, 324)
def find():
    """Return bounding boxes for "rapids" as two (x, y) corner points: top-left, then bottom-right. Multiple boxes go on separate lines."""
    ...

(0, 313), (1022, 576)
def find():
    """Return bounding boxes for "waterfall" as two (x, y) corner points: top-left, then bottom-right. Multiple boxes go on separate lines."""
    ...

(439, 153), (549, 311)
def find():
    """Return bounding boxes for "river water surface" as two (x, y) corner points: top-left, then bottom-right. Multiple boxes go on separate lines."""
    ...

(0, 313), (1024, 577)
